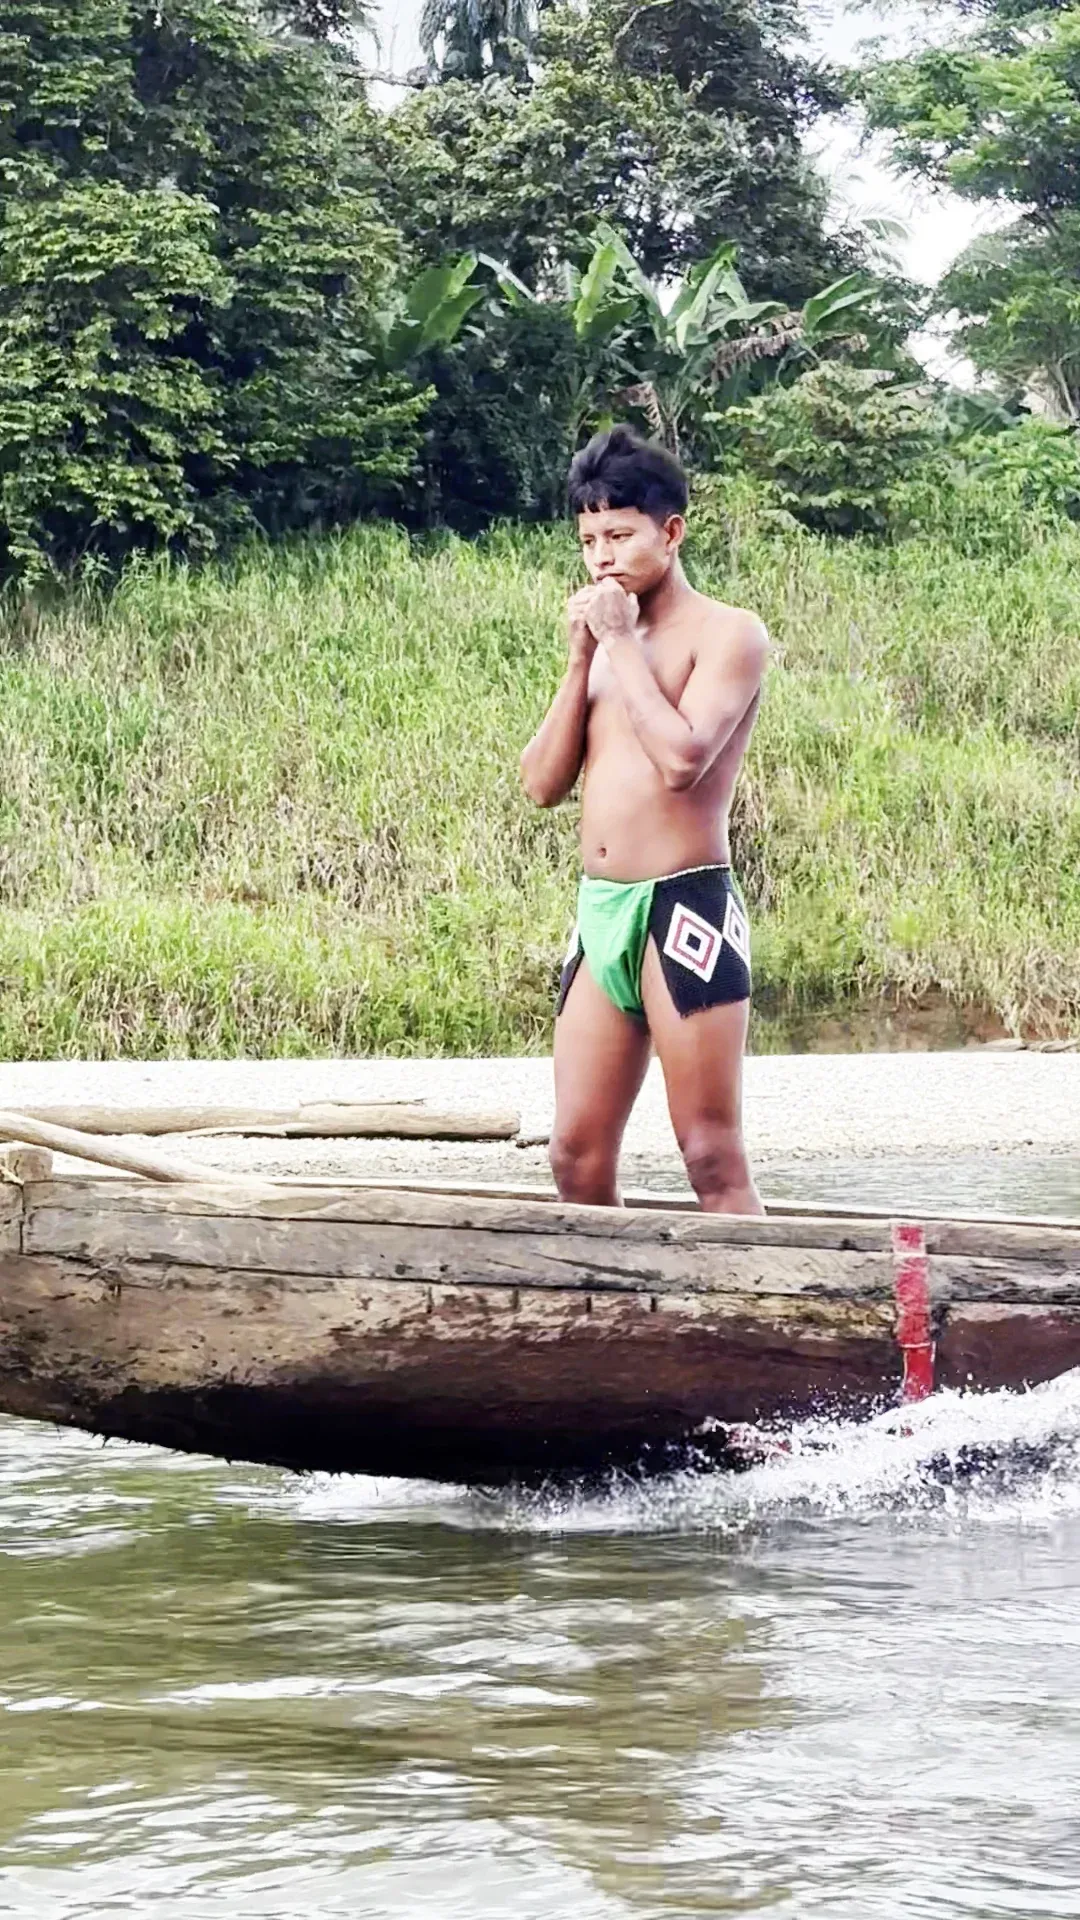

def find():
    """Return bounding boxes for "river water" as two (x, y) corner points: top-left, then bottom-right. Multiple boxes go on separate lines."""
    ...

(3, 1159), (1080, 1917)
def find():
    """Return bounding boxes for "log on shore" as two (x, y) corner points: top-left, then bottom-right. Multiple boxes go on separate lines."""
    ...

(12, 1102), (522, 1141)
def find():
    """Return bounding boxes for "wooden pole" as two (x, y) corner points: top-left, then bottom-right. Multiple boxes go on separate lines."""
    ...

(0, 1110), (258, 1186)
(11, 1102), (522, 1141)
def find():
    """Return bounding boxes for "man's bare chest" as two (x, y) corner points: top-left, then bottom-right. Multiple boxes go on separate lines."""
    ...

(588, 635), (694, 716)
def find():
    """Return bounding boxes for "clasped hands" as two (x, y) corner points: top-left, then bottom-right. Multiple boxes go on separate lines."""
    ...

(567, 577), (639, 659)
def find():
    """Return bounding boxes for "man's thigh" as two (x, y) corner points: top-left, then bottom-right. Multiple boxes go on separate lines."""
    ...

(553, 957), (652, 1156)
(639, 936), (749, 1142)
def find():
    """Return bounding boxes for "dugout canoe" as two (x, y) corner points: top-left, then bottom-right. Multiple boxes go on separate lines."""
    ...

(2, 1171), (1080, 1483)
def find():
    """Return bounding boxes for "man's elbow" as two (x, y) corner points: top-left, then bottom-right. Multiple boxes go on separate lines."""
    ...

(523, 781), (561, 809)
(662, 742), (708, 791)
(519, 756), (560, 808)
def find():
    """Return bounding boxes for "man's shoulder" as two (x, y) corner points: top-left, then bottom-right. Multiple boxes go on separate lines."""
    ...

(692, 591), (769, 659)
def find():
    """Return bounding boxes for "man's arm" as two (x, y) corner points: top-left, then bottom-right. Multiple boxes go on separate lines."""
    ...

(589, 583), (768, 791)
(519, 592), (596, 807)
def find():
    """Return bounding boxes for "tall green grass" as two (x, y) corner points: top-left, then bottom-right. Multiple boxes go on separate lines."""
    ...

(1, 511), (1078, 1057)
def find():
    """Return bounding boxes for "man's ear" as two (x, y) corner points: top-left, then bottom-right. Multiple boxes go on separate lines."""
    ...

(665, 514), (687, 552)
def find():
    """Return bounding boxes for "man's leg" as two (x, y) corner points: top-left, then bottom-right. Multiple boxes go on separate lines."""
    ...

(640, 939), (763, 1215)
(550, 959), (652, 1206)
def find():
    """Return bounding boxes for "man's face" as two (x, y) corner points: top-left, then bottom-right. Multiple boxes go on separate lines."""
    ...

(577, 505), (684, 596)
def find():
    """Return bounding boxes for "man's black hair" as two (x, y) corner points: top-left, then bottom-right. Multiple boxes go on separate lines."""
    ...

(567, 425), (689, 521)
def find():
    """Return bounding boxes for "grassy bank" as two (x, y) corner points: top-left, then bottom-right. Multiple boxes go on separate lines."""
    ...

(1, 510), (1079, 1058)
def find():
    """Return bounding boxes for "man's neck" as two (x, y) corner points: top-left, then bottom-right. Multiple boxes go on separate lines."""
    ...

(639, 559), (691, 629)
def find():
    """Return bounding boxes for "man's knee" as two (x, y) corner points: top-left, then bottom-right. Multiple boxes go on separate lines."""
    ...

(549, 1129), (617, 1204)
(677, 1120), (748, 1197)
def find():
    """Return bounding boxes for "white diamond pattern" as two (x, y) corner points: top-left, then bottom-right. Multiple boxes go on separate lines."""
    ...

(663, 903), (722, 982)
(723, 893), (751, 968)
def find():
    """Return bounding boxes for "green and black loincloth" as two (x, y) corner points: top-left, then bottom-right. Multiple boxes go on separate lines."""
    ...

(557, 864), (752, 1021)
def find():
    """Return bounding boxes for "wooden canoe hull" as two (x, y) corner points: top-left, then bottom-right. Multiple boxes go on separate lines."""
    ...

(2, 1177), (1080, 1482)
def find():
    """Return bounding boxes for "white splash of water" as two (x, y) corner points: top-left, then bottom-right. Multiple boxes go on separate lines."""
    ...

(486, 1370), (1080, 1536)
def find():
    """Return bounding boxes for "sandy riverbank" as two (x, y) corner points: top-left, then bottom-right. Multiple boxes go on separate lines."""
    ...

(3, 1053), (1078, 1199)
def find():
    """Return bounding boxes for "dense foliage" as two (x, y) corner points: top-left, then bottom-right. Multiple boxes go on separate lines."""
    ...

(0, 0), (1077, 569)
(374, 0), (848, 295)
(5, 2), (1080, 1047)
(730, 366), (940, 535)
(0, 1), (424, 575)
(862, 1), (1080, 418)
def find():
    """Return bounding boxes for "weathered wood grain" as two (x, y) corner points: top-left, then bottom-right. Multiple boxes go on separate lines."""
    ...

(0, 1111), (246, 1185)
(0, 1250), (899, 1478)
(938, 1302), (1080, 1392)
(344, 1177), (1080, 1240)
(0, 1147), (53, 1184)
(25, 1205), (900, 1297)
(4, 1172), (1080, 1481)
(0, 1186), (20, 1253)
(25, 1179), (897, 1249)
(931, 1252), (1080, 1302)
(23, 1196), (1080, 1304)
(25, 1177), (1080, 1263)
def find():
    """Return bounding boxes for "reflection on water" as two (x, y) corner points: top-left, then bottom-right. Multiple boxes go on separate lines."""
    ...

(622, 1148), (1080, 1220)
(2, 1372), (1080, 1917)
(760, 1149), (1080, 1222)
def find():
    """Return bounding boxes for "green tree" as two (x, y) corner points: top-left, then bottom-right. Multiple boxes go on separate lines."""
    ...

(396, 233), (889, 533)
(861, 2), (1080, 416)
(731, 363), (940, 534)
(413, 300), (582, 526)
(0, 1), (423, 574)
(938, 222), (1080, 421)
(0, 184), (232, 575)
(372, 0), (851, 301)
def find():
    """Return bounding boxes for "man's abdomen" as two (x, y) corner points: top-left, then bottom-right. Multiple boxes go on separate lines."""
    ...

(580, 750), (735, 883)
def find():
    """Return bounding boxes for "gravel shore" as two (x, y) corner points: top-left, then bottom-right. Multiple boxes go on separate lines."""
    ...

(3, 1052), (1078, 1201)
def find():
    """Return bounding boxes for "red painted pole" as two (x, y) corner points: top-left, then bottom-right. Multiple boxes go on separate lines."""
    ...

(891, 1221), (935, 1403)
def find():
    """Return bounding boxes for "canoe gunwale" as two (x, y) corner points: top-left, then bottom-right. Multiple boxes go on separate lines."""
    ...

(13, 1176), (1080, 1273)
(17, 1168), (1080, 1230)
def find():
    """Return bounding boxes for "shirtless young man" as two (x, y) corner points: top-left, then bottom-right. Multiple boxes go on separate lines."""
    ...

(520, 426), (769, 1215)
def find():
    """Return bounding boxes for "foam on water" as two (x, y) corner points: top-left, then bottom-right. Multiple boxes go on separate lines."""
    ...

(492, 1371), (1080, 1535)
(261, 1369), (1080, 1539)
